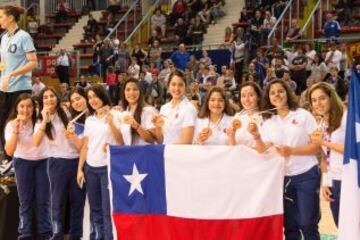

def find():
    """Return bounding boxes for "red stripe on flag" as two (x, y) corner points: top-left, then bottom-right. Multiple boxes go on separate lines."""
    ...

(113, 213), (283, 240)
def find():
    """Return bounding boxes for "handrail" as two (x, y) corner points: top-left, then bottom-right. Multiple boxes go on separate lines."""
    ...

(300, 0), (321, 36)
(25, 2), (39, 13)
(267, 0), (294, 46)
(124, 0), (162, 44)
(105, 0), (140, 40)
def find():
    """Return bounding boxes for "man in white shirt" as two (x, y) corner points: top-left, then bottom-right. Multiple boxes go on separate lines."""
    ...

(32, 77), (45, 97)
(151, 8), (167, 37)
(325, 43), (342, 71)
(56, 48), (71, 85)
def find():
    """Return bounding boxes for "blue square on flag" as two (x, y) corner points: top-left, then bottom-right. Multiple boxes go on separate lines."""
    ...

(74, 122), (84, 136)
(109, 145), (167, 215)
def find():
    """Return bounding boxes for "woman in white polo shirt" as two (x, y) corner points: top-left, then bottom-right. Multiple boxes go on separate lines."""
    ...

(227, 82), (263, 148)
(248, 79), (321, 240)
(154, 70), (197, 144)
(194, 87), (233, 145)
(77, 84), (122, 240)
(33, 87), (85, 240)
(119, 78), (160, 145)
(4, 93), (51, 239)
(308, 82), (346, 227)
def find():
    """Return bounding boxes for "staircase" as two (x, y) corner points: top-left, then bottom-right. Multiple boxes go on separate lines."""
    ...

(202, 0), (244, 46)
(52, 11), (103, 53)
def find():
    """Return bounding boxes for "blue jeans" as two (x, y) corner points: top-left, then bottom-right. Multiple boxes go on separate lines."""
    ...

(47, 158), (86, 240)
(329, 180), (341, 227)
(84, 163), (113, 240)
(284, 166), (321, 240)
(14, 158), (52, 239)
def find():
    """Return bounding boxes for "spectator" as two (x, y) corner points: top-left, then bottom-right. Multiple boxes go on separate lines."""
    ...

(99, 38), (114, 82)
(106, 0), (121, 16)
(209, 0), (225, 24)
(147, 72), (165, 107)
(170, 0), (187, 25)
(59, 83), (70, 107)
(286, 19), (302, 42)
(274, 57), (288, 78)
(138, 71), (150, 93)
(56, 49), (72, 85)
(198, 2), (211, 24)
(232, 33), (246, 85)
(148, 40), (162, 69)
(290, 46), (307, 94)
(263, 67), (276, 88)
(114, 41), (131, 73)
(106, 66), (119, 105)
(249, 10), (263, 46)
(158, 59), (172, 83)
(55, 0), (71, 23)
(128, 57), (140, 79)
(273, 0), (287, 19)
(131, 43), (148, 67)
(142, 65), (153, 84)
(27, 16), (38, 39)
(245, 62), (260, 84)
(223, 26), (234, 45)
(266, 38), (285, 62)
(174, 18), (188, 44)
(282, 70), (297, 92)
(187, 54), (199, 75)
(261, 11), (276, 44)
(253, 49), (269, 87)
(76, 75), (92, 89)
(200, 50), (212, 66)
(170, 43), (191, 70)
(151, 8), (167, 37)
(189, 15), (207, 45)
(304, 42), (317, 77)
(84, 14), (99, 42)
(309, 53), (327, 83)
(184, 67), (196, 86)
(32, 77), (45, 97)
(198, 65), (216, 103)
(325, 66), (348, 100)
(339, 42), (349, 79)
(325, 42), (342, 71)
(216, 65), (228, 87)
(148, 29), (160, 48)
(323, 12), (341, 39)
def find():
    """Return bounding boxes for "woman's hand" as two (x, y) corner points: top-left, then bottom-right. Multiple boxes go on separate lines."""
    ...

(152, 114), (165, 128)
(197, 128), (212, 144)
(310, 130), (323, 145)
(76, 169), (85, 188)
(322, 186), (334, 202)
(275, 145), (293, 158)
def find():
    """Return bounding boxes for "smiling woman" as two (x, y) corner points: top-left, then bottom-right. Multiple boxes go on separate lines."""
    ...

(0, 4), (38, 158)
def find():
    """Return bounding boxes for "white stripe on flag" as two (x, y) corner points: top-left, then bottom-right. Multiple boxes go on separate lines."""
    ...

(164, 145), (285, 219)
(338, 159), (360, 240)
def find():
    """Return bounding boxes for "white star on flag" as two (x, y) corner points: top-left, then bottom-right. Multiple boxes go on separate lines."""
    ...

(123, 163), (148, 196)
(356, 122), (360, 143)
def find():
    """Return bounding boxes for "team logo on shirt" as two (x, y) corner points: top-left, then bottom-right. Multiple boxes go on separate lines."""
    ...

(292, 119), (299, 125)
(8, 44), (17, 53)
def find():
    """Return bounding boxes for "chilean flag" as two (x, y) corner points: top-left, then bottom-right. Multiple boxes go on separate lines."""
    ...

(338, 66), (360, 239)
(109, 144), (285, 240)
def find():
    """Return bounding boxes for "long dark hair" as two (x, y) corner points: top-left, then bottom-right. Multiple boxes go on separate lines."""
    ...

(38, 87), (69, 140)
(0, 4), (25, 22)
(239, 82), (262, 111)
(199, 87), (234, 118)
(86, 84), (111, 115)
(7, 93), (37, 129)
(262, 79), (298, 119)
(121, 78), (145, 144)
(69, 87), (87, 124)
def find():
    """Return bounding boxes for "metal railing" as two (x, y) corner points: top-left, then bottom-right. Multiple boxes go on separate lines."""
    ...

(267, 0), (296, 47)
(299, 0), (322, 41)
(105, 0), (140, 41)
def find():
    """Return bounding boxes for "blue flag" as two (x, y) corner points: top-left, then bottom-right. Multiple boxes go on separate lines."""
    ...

(343, 66), (360, 186)
(74, 122), (84, 136)
(338, 66), (360, 240)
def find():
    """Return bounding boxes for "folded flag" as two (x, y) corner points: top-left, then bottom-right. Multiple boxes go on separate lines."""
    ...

(338, 66), (360, 240)
(109, 144), (285, 240)
(74, 122), (84, 136)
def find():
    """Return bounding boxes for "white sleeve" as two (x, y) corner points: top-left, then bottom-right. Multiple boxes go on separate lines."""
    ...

(182, 104), (197, 128)
(142, 107), (157, 130)
(83, 118), (90, 138)
(260, 119), (272, 142)
(4, 121), (13, 142)
(302, 109), (317, 134)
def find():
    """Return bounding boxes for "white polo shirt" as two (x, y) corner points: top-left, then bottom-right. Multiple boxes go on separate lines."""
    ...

(234, 113), (264, 148)
(84, 110), (122, 167)
(5, 120), (48, 160)
(34, 113), (79, 159)
(193, 114), (232, 145)
(120, 106), (157, 146)
(261, 108), (318, 176)
(328, 111), (347, 180)
(160, 98), (197, 144)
